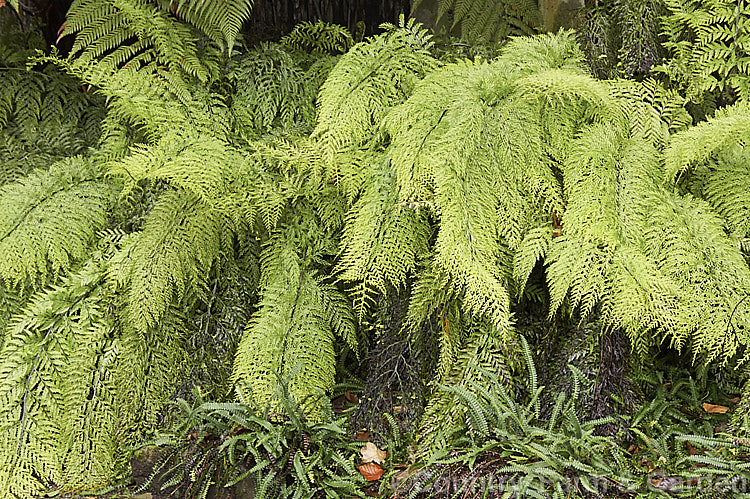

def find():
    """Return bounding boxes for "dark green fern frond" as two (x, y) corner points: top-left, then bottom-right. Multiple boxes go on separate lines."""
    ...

(63, 0), (210, 81)
(414, 0), (541, 43)
(228, 43), (314, 135)
(417, 318), (517, 456)
(658, 0), (750, 104)
(0, 157), (116, 289)
(609, 79), (691, 149)
(155, 0), (254, 55)
(281, 20), (354, 55)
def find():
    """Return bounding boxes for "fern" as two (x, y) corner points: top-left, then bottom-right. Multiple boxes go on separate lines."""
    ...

(312, 16), (438, 164)
(658, 0), (750, 104)
(0, 157), (115, 290)
(413, 0), (541, 43)
(281, 20), (354, 55)
(227, 42), (324, 135)
(233, 227), (357, 416)
(0, 248), (120, 495)
(336, 158), (431, 318)
(109, 189), (226, 334)
(155, 0), (254, 55)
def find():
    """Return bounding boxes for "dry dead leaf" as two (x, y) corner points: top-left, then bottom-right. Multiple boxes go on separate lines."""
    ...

(730, 397), (740, 404)
(361, 441), (387, 464)
(702, 403), (729, 414)
(358, 463), (384, 481)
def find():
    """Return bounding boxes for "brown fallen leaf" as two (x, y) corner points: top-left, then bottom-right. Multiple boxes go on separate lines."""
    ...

(358, 463), (384, 481)
(686, 441), (701, 456)
(361, 442), (387, 464)
(730, 397), (740, 404)
(702, 403), (729, 414)
(355, 430), (370, 441)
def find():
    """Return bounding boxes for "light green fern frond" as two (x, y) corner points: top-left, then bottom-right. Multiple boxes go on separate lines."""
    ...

(109, 189), (226, 334)
(664, 102), (750, 182)
(0, 255), (119, 496)
(0, 157), (115, 289)
(233, 239), (356, 416)
(312, 16), (439, 165)
(699, 146), (750, 238)
(337, 158), (431, 318)
(108, 129), (237, 203)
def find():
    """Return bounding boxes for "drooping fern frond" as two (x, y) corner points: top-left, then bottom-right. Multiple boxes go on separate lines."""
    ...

(154, 0), (254, 55)
(696, 146), (750, 239)
(108, 189), (227, 334)
(664, 101), (750, 182)
(227, 43), (317, 135)
(413, 0), (541, 43)
(664, 101), (750, 237)
(0, 157), (116, 289)
(0, 251), (121, 496)
(382, 32), (606, 331)
(312, 16), (439, 165)
(548, 122), (750, 363)
(233, 216), (357, 416)
(336, 158), (431, 318)
(62, 0), (211, 82)
(109, 128), (237, 203)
